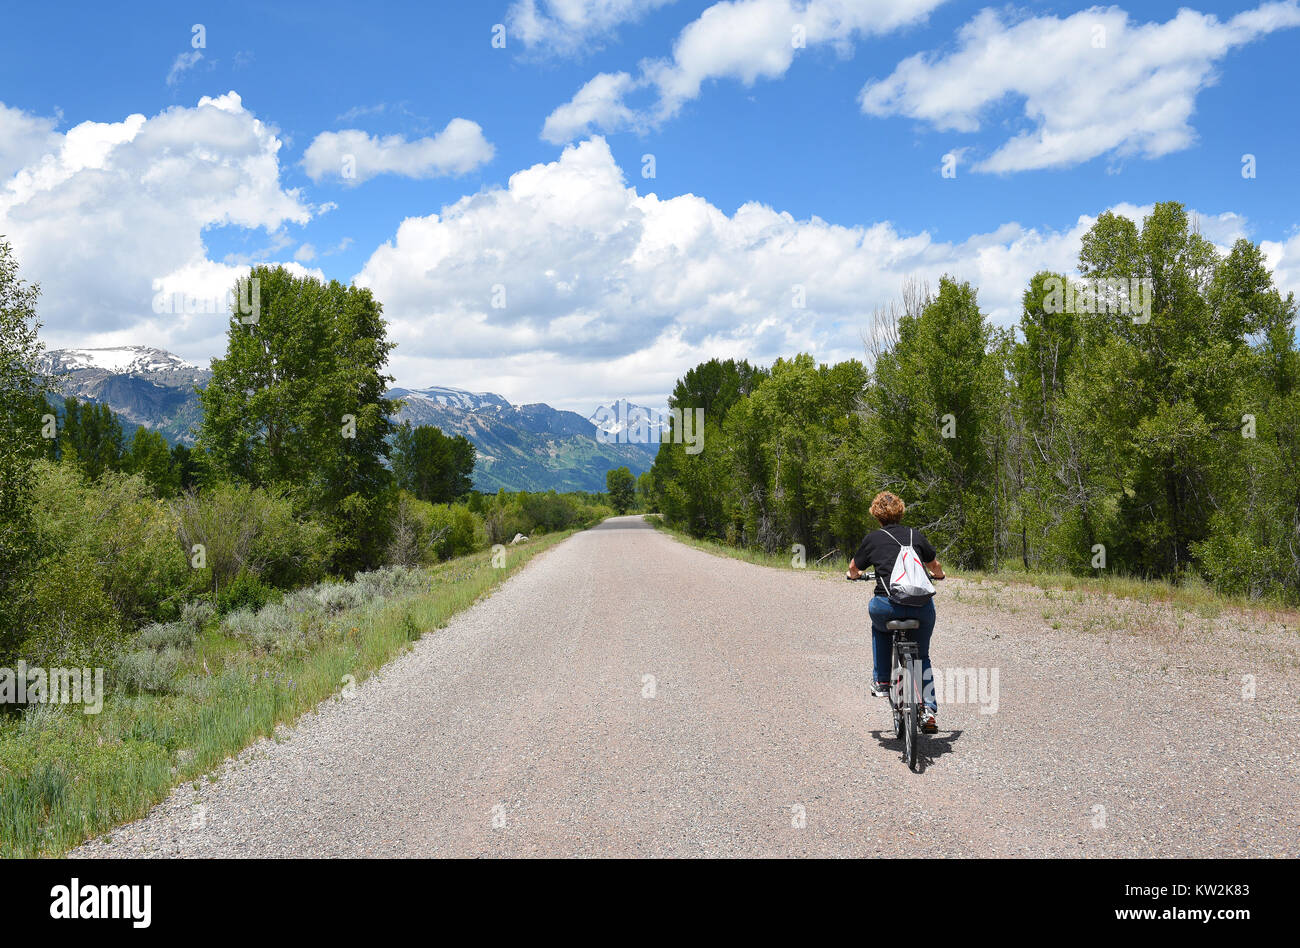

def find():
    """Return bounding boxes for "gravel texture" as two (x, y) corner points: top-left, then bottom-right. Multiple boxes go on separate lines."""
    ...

(75, 516), (1299, 857)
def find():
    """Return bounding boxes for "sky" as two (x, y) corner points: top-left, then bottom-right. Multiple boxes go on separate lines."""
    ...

(2, 0), (1298, 412)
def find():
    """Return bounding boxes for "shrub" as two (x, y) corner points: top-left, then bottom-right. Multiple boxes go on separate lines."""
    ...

(219, 566), (425, 654)
(31, 460), (194, 626)
(17, 547), (126, 667)
(283, 582), (357, 615)
(215, 570), (278, 616)
(222, 600), (322, 654)
(426, 503), (485, 560)
(116, 647), (181, 694)
(172, 481), (330, 593)
(179, 599), (216, 636)
(135, 621), (194, 652)
(222, 608), (259, 641)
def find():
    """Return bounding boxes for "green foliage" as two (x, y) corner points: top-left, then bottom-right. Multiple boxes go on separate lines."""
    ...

(197, 265), (399, 574)
(391, 421), (475, 503)
(636, 470), (656, 512)
(125, 426), (178, 496)
(17, 546), (126, 667)
(653, 203), (1300, 603)
(424, 502), (485, 560)
(0, 239), (50, 666)
(54, 398), (125, 479)
(481, 488), (612, 544)
(605, 466), (635, 513)
(214, 570), (279, 616)
(30, 460), (194, 630)
(172, 480), (330, 594)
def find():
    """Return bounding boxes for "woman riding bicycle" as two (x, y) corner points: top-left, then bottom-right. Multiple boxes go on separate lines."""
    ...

(846, 491), (945, 732)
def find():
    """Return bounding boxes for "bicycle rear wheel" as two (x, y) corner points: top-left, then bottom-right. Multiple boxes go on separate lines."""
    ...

(890, 644), (905, 739)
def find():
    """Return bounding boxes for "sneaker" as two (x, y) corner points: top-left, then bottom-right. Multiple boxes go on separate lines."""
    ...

(870, 681), (890, 698)
(920, 709), (938, 733)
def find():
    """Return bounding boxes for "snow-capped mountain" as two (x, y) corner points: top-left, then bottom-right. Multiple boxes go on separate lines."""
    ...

(41, 346), (211, 444)
(588, 399), (670, 441)
(388, 385), (513, 413)
(45, 346), (202, 377)
(393, 389), (657, 492)
(40, 346), (659, 490)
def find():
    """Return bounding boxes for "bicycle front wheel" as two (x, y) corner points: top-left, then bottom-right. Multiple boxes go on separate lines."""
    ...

(903, 700), (917, 770)
(903, 657), (921, 773)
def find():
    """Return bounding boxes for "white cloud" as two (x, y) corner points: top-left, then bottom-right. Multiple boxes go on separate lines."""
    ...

(355, 137), (1293, 410)
(860, 2), (1300, 173)
(508, 0), (676, 56)
(0, 102), (61, 180)
(302, 119), (494, 185)
(1261, 232), (1300, 303)
(166, 50), (205, 87)
(542, 72), (643, 144)
(0, 92), (314, 364)
(541, 0), (946, 142)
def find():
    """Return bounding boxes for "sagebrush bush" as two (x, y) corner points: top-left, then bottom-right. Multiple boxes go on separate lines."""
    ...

(179, 599), (216, 636)
(219, 566), (425, 654)
(135, 621), (194, 652)
(222, 608), (259, 641)
(283, 582), (356, 615)
(116, 646), (181, 694)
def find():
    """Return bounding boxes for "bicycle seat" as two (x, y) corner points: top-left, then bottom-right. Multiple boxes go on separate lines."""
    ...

(886, 619), (920, 631)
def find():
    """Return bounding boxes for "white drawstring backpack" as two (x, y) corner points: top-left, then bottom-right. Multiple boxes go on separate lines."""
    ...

(883, 528), (936, 604)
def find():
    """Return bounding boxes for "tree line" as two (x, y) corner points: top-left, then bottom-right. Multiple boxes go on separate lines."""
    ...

(650, 203), (1300, 603)
(0, 252), (613, 671)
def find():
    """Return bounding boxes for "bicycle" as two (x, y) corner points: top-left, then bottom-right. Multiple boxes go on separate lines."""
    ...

(848, 568), (942, 774)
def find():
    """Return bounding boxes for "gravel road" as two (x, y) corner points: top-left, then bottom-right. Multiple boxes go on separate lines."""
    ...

(76, 516), (1299, 857)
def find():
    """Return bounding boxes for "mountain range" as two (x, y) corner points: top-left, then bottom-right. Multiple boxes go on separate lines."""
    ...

(40, 347), (659, 493)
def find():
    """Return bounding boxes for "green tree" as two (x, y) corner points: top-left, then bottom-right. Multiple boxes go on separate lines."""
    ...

(636, 470), (655, 512)
(57, 397), (125, 479)
(391, 421), (476, 503)
(862, 277), (1009, 568)
(0, 239), (51, 664)
(605, 466), (635, 514)
(170, 442), (203, 491)
(126, 426), (179, 496)
(198, 266), (399, 573)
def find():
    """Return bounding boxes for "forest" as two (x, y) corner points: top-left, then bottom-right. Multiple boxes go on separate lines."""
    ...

(650, 203), (1300, 604)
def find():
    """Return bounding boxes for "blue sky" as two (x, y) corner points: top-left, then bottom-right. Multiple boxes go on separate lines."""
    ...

(2, 0), (1298, 410)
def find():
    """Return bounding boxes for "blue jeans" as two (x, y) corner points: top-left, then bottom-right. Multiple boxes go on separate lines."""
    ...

(868, 595), (937, 711)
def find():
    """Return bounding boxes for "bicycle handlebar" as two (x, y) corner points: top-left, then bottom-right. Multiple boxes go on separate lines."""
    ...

(845, 570), (944, 582)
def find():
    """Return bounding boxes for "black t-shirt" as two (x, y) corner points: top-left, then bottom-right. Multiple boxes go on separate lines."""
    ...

(853, 524), (938, 598)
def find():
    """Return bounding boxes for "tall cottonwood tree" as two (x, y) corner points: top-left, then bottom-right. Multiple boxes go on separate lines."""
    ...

(199, 266), (398, 573)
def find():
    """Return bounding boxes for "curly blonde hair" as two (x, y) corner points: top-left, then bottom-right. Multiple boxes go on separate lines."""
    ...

(870, 491), (905, 525)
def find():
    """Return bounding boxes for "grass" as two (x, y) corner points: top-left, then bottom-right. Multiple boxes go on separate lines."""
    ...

(0, 530), (575, 858)
(646, 515), (1300, 625)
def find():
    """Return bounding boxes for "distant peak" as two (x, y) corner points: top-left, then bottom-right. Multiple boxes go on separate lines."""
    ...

(44, 346), (200, 374)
